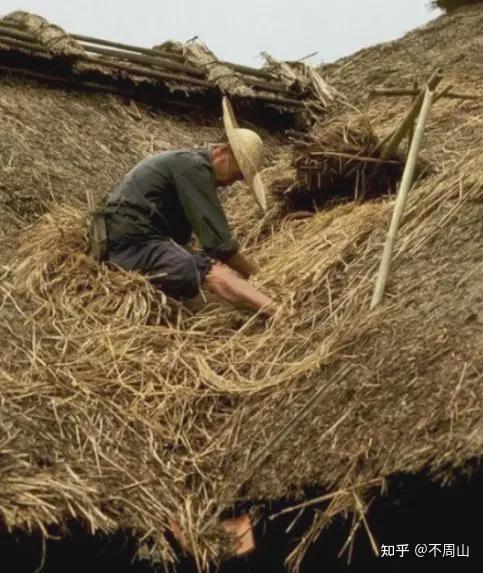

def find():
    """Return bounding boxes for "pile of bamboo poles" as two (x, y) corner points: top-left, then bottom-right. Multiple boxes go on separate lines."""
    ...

(282, 67), (478, 210)
(278, 116), (403, 211)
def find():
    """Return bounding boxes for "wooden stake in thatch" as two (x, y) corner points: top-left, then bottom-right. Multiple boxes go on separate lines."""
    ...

(371, 87), (435, 309)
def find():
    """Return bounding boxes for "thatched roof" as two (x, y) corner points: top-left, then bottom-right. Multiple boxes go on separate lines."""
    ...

(321, 1), (482, 103)
(1, 4), (482, 571)
(432, 0), (483, 11)
(0, 11), (338, 129)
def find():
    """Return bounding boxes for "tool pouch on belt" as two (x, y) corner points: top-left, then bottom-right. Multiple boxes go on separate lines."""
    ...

(85, 190), (108, 262)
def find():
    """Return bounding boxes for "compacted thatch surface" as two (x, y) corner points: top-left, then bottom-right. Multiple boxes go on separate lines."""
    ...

(1, 4), (482, 571)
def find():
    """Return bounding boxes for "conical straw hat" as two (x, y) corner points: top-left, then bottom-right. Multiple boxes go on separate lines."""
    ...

(222, 96), (267, 212)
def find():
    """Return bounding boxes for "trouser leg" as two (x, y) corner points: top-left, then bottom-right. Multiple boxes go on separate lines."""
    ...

(106, 239), (213, 299)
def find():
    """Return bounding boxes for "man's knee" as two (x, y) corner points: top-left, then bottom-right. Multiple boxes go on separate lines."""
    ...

(151, 249), (201, 299)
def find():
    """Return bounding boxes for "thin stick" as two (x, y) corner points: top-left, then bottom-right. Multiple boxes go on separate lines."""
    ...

(435, 83), (454, 102)
(353, 492), (379, 555)
(297, 51), (318, 61)
(246, 364), (352, 473)
(371, 87), (435, 309)
(370, 87), (478, 101)
(301, 151), (400, 164)
(268, 478), (382, 519)
(199, 364), (353, 534)
(85, 189), (95, 211)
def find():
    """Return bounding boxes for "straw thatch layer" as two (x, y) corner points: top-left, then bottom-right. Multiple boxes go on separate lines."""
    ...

(2, 121), (482, 568)
(0, 73), (281, 242)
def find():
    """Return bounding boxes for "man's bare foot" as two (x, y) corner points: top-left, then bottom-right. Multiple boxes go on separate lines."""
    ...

(169, 519), (189, 550)
(221, 514), (255, 555)
(169, 514), (255, 556)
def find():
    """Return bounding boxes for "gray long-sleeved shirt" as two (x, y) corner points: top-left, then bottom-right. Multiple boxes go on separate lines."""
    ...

(103, 149), (239, 260)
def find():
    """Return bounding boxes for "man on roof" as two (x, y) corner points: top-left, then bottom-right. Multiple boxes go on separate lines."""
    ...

(97, 96), (277, 317)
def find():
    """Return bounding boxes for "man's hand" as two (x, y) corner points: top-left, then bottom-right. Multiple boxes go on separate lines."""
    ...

(224, 252), (260, 279)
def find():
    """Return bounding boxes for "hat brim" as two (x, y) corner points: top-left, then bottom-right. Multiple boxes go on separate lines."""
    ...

(222, 95), (240, 131)
(222, 97), (267, 212)
(246, 172), (267, 212)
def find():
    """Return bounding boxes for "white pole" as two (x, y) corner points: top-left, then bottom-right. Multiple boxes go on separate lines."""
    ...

(370, 87), (435, 309)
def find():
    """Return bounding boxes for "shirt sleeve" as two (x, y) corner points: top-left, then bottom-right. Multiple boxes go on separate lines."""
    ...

(173, 161), (239, 260)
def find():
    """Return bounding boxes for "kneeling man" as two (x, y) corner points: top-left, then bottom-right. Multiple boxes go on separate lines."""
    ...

(100, 97), (276, 317)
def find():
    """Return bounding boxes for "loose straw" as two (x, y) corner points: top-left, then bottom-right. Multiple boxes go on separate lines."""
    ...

(371, 87), (435, 309)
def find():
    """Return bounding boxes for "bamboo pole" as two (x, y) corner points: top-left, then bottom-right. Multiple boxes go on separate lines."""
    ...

(0, 21), (187, 63)
(199, 363), (353, 535)
(0, 62), (132, 95)
(77, 34), (279, 81)
(242, 91), (304, 107)
(0, 23), (32, 42)
(0, 34), (213, 88)
(91, 55), (303, 104)
(0, 36), (43, 53)
(0, 29), (287, 94)
(0, 25), (206, 77)
(0, 29), (305, 105)
(75, 34), (187, 61)
(84, 45), (286, 92)
(306, 151), (401, 164)
(0, 20), (279, 82)
(377, 68), (442, 160)
(0, 46), (304, 107)
(370, 87), (435, 309)
(0, 63), (218, 111)
(85, 56), (213, 87)
(370, 86), (478, 100)
(407, 80), (419, 154)
(222, 61), (276, 81)
(83, 45), (205, 77)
